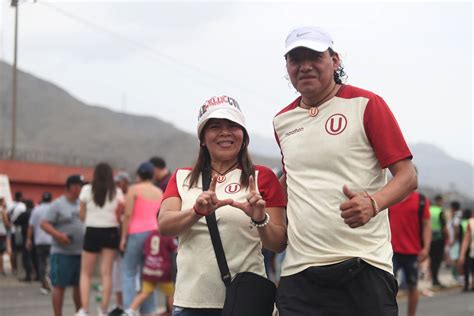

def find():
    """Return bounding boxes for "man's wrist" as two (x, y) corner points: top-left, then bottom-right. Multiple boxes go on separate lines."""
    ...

(364, 191), (379, 217)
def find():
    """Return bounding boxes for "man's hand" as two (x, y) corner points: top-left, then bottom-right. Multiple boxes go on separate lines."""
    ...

(55, 232), (71, 245)
(339, 185), (374, 228)
(193, 176), (233, 216)
(26, 239), (33, 250)
(231, 175), (266, 222)
(418, 247), (429, 263)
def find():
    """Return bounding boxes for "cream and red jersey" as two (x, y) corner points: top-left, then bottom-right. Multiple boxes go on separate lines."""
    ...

(162, 165), (285, 308)
(273, 84), (412, 276)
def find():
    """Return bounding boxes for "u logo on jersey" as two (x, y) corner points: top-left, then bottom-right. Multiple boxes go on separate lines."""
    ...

(325, 114), (347, 135)
(224, 183), (241, 194)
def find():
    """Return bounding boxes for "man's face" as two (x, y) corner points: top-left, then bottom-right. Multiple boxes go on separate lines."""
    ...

(67, 184), (82, 199)
(286, 47), (339, 97)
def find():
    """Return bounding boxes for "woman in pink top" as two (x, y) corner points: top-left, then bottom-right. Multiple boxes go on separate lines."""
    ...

(120, 162), (163, 314)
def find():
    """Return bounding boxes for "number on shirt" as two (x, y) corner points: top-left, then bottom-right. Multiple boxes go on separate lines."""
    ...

(150, 235), (161, 255)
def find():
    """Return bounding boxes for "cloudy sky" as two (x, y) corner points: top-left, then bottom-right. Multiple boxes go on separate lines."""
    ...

(0, 0), (472, 165)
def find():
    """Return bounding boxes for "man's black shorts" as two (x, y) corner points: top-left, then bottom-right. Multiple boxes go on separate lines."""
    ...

(277, 258), (398, 316)
(392, 253), (419, 287)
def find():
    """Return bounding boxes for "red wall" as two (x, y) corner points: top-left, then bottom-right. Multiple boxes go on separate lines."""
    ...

(0, 160), (94, 204)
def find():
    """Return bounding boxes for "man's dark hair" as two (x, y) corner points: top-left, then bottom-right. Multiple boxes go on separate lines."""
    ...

(149, 156), (166, 169)
(14, 191), (22, 202)
(434, 194), (443, 202)
(450, 201), (460, 210)
(328, 48), (347, 84)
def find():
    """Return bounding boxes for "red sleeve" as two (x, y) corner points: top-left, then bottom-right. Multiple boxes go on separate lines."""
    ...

(423, 197), (431, 220)
(162, 170), (181, 200)
(363, 95), (412, 168)
(255, 166), (287, 207)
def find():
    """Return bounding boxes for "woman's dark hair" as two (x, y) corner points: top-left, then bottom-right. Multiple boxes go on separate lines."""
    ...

(187, 121), (255, 189)
(92, 162), (116, 207)
(328, 48), (347, 84)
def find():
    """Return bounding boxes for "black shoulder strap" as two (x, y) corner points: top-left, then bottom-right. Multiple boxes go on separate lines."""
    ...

(418, 193), (426, 248)
(203, 167), (232, 287)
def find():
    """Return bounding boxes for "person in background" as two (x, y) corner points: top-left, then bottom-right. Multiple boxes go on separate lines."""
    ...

(150, 157), (172, 192)
(108, 171), (132, 316)
(27, 192), (53, 294)
(389, 190), (431, 316)
(159, 95), (286, 315)
(76, 163), (124, 316)
(458, 209), (473, 292)
(120, 162), (163, 315)
(41, 175), (85, 316)
(15, 199), (37, 282)
(448, 201), (462, 282)
(273, 26), (417, 316)
(8, 191), (26, 275)
(115, 171), (132, 196)
(0, 197), (10, 276)
(124, 230), (177, 316)
(429, 194), (448, 288)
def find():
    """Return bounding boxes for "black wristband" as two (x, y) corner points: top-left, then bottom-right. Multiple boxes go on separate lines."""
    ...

(251, 213), (267, 225)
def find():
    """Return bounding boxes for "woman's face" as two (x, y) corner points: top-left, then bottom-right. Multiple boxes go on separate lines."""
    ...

(202, 118), (244, 163)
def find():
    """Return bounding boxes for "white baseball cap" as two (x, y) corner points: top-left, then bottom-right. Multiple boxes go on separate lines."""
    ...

(197, 95), (247, 138)
(284, 26), (334, 56)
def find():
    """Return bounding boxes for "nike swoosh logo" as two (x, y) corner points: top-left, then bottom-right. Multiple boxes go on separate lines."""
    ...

(296, 31), (311, 37)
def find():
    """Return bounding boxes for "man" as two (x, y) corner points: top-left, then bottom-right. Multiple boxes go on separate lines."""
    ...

(14, 199), (36, 282)
(389, 191), (431, 316)
(8, 191), (26, 275)
(114, 171), (131, 195)
(27, 192), (53, 294)
(429, 194), (447, 288)
(149, 156), (171, 192)
(41, 175), (85, 316)
(273, 26), (417, 316)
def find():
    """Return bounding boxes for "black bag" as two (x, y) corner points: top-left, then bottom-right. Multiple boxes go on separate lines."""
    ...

(201, 167), (276, 316)
(223, 271), (276, 316)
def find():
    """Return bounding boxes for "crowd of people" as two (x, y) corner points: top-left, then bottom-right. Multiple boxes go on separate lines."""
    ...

(0, 25), (473, 316)
(0, 157), (174, 316)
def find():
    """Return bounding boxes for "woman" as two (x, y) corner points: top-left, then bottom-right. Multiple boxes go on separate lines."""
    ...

(77, 162), (124, 316)
(159, 95), (287, 316)
(120, 162), (163, 315)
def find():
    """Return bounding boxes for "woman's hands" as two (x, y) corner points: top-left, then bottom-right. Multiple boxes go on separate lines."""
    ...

(193, 176), (233, 216)
(193, 175), (266, 223)
(231, 175), (266, 222)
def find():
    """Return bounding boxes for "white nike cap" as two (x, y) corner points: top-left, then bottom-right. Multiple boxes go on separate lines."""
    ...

(197, 95), (247, 138)
(284, 26), (334, 55)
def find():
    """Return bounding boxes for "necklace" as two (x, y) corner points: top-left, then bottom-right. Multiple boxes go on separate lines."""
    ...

(211, 162), (238, 183)
(300, 83), (338, 117)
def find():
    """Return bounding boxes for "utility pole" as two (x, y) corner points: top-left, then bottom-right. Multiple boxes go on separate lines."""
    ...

(10, 0), (19, 159)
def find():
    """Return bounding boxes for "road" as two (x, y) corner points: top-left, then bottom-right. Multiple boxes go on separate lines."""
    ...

(1, 274), (473, 316)
(398, 288), (474, 316)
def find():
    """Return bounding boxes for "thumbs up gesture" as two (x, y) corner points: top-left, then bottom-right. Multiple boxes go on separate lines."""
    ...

(339, 185), (376, 228)
(193, 176), (234, 216)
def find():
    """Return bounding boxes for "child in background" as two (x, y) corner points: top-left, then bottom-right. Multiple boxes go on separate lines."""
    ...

(124, 230), (177, 316)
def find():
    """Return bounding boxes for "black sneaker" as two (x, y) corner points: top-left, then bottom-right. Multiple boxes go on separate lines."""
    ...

(108, 306), (124, 316)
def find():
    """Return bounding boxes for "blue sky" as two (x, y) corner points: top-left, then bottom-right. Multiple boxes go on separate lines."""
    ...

(0, 1), (472, 165)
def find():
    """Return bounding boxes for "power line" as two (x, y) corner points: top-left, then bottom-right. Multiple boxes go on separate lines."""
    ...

(37, 1), (279, 103)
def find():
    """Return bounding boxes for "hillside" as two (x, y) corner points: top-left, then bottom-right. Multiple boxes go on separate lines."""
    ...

(0, 61), (279, 173)
(0, 60), (472, 202)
